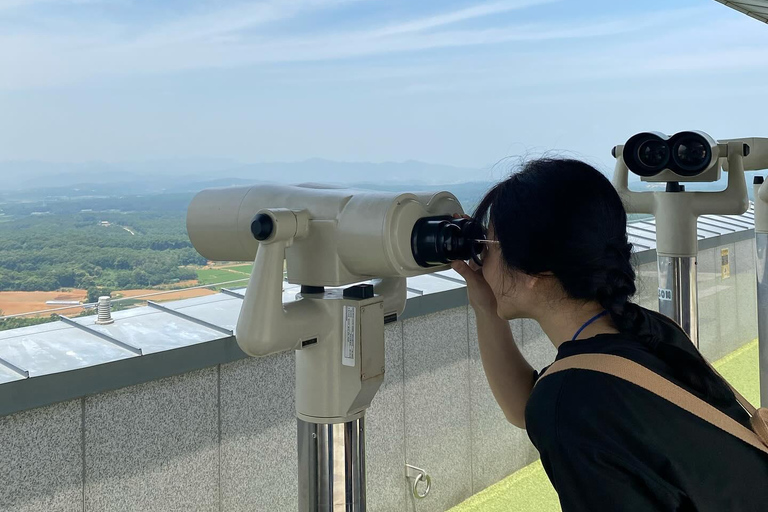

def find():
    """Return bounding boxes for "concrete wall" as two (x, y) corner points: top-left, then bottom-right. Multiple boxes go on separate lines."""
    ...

(0, 241), (759, 512)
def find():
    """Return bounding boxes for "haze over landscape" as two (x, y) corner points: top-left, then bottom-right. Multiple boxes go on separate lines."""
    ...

(1, 0), (766, 327)
(2, 0), (767, 173)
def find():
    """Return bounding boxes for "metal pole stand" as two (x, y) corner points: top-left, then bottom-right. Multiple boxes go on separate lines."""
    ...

(293, 283), (389, 512)
(755, 177), (768, 406)
(658, 256), (699, 344)
(299, 417), (367, 511)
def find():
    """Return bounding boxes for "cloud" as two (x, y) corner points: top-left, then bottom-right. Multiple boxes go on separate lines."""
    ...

(0, 0), (763, 90)
(0, 0), (557, 87)
(127, 0), (366, 49)
(367, 0), (559, 37)
(0, 0), (101, 10)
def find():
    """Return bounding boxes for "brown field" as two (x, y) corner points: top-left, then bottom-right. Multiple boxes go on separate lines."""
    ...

(1, 282), (217, 318)
(115, 287), (217, 302)
(0, 289), (87, 316)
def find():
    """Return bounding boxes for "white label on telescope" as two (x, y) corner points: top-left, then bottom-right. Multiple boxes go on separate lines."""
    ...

(658, 288), (673, 302)
(343, 306), (356, 367)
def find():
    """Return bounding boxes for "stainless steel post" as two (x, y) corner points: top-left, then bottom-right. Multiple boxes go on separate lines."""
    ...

(757, 233), (768, 406)
(658, 255), (699, 348)
(298, 417), (366, 512)
(755, 177), (768, 407)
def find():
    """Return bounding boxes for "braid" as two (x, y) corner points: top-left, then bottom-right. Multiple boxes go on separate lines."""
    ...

(592, 242), (734, 405)
(587, 243), (733, 405)
(592, 242), (641, 333)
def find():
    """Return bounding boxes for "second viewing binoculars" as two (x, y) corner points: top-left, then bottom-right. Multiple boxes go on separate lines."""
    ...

(620, 131), (722, 181)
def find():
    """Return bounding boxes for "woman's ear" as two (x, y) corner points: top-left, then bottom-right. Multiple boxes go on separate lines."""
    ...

(524, 274), (539, 291)
(525, 271), (555, 292)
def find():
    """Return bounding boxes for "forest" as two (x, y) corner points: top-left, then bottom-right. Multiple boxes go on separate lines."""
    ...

(0, 193), (207, 295)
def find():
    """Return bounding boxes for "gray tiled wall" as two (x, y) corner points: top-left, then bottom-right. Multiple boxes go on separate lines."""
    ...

(84, 368), (219, 512)
(220, 352), (297, 512)
(734, 239), (758, 347)
(716, 243), (740, 360)
(698, 248), (722, 359)
(0, 400), (82, 512)
(366, 322), (408, 512)
(0, 241), (761, 512)
(468, 312), (538, 494)
(403, 308), (472, 512)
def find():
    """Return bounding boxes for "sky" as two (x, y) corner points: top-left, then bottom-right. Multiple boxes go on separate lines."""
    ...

(1, 0), (767, 178)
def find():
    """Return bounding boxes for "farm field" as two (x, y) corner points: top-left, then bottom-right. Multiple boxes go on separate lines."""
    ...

(195, 266), (251, 287)
(0, 289), (87, 316)
(0, 263), (255, 320)
(115, 287), (218, 302)
(225, 264), (254, 274)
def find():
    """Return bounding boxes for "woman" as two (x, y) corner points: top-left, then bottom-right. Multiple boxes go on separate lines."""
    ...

(450, 158), (768, 511)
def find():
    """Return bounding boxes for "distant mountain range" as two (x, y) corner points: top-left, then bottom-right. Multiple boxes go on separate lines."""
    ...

(0, 158), (764, 203)
(0, 158), (488, 194)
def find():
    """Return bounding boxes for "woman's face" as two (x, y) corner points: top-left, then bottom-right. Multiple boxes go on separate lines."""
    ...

(481, 223), (543, 320)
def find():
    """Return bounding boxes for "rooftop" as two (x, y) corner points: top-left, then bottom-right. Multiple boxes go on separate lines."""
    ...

(0, 205), (757, 416)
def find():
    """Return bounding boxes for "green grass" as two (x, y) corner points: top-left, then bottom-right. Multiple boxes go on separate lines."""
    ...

(450, 339), (761, 512)
(450, 460), (560, 512)
(713, 339), (760, 407)
(196, 268), (250, 286)
(110, 298), (146, 308)
(225, 264), (254, 274)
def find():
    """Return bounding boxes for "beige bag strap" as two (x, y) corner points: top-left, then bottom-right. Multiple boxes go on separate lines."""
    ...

(536, 353), (768, 456)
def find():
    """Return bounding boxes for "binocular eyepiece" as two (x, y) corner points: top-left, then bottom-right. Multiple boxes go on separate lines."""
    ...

(411, 216), (486, 267)
(621, 131), (718, 179)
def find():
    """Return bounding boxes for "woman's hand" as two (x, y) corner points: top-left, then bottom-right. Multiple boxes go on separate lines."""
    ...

(449, 214), (498, 316)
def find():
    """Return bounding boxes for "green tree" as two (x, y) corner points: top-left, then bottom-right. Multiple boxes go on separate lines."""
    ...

(87, 288), (113, 304)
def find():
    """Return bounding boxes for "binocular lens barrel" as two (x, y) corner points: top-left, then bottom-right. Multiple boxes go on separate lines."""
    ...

(672, 135), (711, 176)
(623, 131), (714, 178)
(411, 216), (485, 268)
(638, 139), (670, 172)
(625, 133), (670, 176)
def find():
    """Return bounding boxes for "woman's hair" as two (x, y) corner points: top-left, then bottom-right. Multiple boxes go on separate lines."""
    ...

(473, 157), (735, 406)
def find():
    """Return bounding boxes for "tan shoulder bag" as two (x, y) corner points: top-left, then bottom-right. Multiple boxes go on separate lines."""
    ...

(536, 353), (768, 456)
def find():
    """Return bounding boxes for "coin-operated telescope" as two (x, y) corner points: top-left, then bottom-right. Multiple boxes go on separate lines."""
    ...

(612, 131), (761, 347)
(187, 184), (484, 511)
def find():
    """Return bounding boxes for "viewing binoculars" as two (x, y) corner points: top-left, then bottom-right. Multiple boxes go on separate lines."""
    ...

(187, 184), (487, 288)
(619, 131), (722, 182)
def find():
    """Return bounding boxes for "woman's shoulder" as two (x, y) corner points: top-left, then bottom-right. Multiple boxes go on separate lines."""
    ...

(525, 361), (630, 429)
(524, 358), (679, 460)
(524, 339), (674, 446)
(525, 331), (749, 448)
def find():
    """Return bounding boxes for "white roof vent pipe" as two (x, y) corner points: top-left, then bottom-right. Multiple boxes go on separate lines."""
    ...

(95, 296), (114, 325)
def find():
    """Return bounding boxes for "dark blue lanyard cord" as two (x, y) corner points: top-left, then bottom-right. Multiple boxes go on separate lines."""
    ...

(572, 310), (609, 341)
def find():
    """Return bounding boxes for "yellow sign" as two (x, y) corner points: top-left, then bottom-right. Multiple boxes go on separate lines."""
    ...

(721, 248), (731, 280)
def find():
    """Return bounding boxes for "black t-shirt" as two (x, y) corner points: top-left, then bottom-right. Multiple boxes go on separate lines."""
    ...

(524, 307), (768, 511)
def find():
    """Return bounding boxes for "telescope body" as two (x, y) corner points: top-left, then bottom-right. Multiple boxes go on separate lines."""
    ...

(187, 184), (463, 287)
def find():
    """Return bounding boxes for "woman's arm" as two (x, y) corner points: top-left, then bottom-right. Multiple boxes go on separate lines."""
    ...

(449, 217), (536, 429)
(475, 310), (535, 428)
